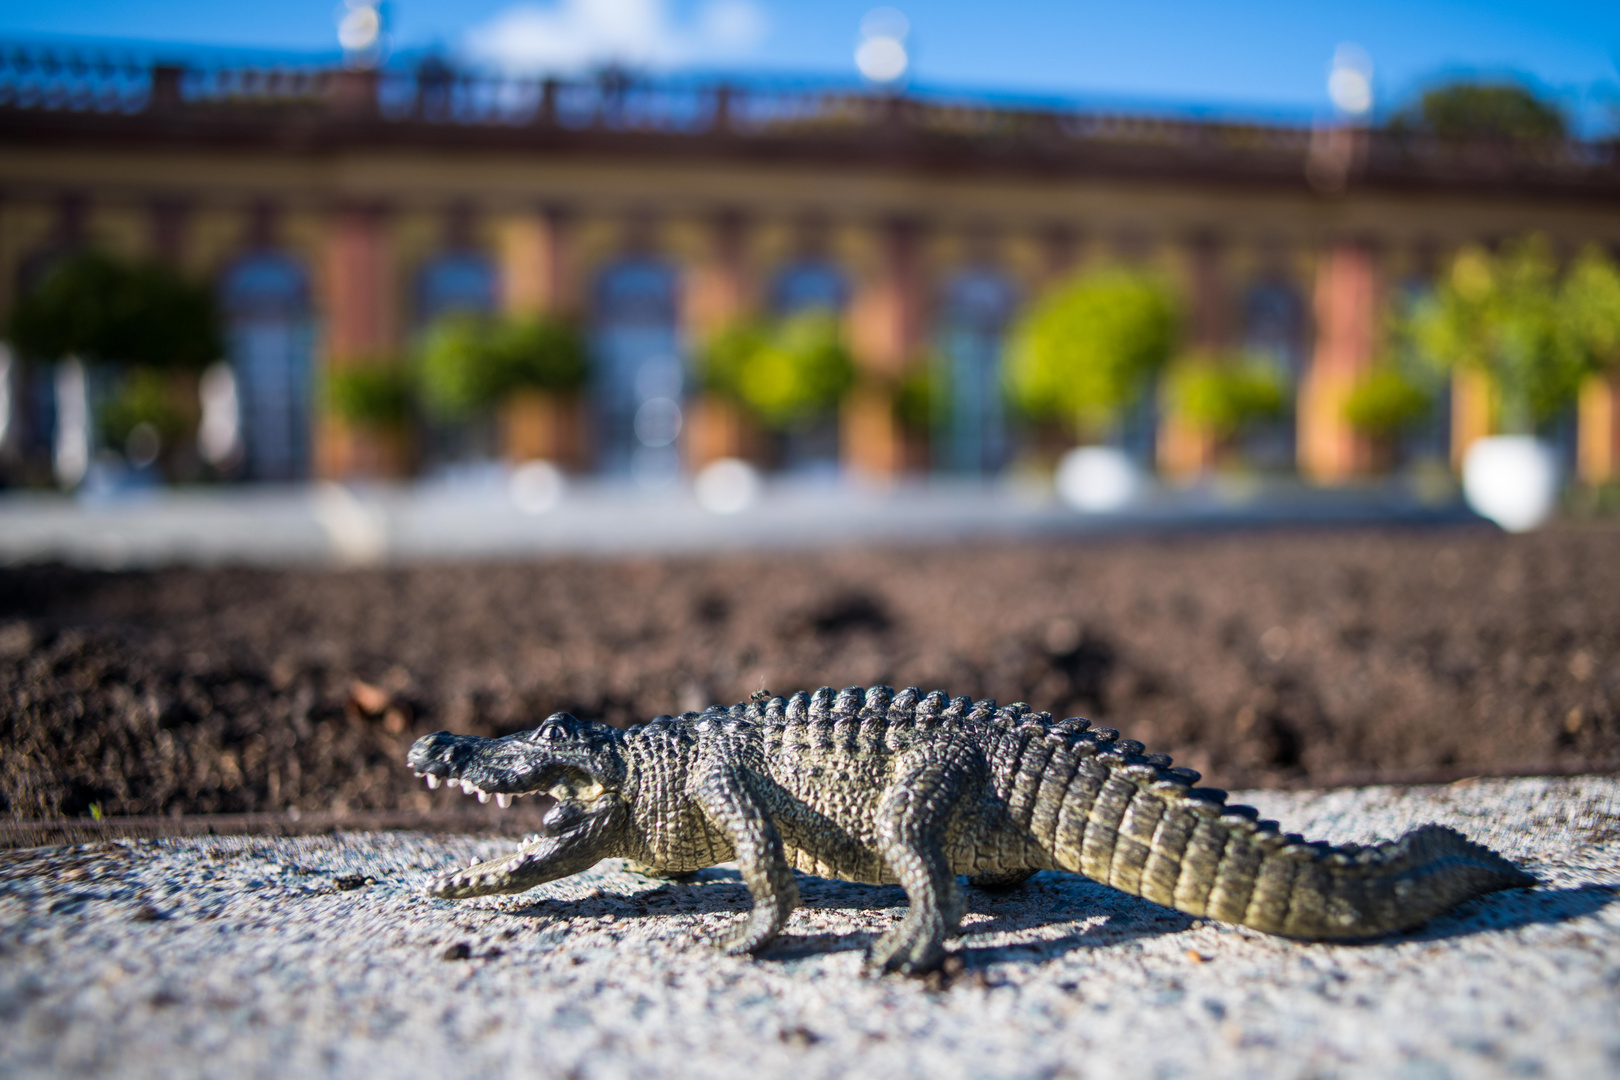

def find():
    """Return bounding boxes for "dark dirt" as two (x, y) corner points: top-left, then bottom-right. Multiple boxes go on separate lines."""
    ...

(2, 524), (1618, 822)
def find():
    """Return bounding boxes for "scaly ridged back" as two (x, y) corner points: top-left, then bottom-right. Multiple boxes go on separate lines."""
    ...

(624, 687), (1534, 936)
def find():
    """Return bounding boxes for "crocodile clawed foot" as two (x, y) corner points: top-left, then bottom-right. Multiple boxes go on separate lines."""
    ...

(714, 910), (785, 956)
(864, 917), (947, 977)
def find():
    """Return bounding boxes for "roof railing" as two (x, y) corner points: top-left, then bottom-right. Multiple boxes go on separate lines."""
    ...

(1, 41), (1614, 178)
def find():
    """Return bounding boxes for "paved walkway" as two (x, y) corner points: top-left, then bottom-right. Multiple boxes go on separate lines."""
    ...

(0, 473), (1474, 567)
(2, 776), (1615, 1079)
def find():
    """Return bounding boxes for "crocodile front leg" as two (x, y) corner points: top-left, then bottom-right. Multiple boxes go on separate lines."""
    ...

(690, 760), (800, 955)
(867, 740), (982, 976)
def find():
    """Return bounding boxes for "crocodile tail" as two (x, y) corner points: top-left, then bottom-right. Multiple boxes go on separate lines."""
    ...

(1237, 821), (1536, 938)
(1123, 793), (1533, 938)
(1031, 728), (1535, 938)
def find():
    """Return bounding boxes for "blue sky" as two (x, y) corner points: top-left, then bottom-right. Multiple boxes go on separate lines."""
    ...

(4, 0), (1618, 129)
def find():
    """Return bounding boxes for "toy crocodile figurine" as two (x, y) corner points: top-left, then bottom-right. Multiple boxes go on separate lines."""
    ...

(407, 686), (1534, 975)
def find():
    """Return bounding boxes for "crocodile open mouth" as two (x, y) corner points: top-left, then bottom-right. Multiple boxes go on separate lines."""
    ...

(409, 769), (542, 809)
(421, 793), (625, 898)
(406, 729), (559, 808)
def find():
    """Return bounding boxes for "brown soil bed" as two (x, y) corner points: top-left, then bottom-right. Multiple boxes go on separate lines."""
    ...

(3, 523), (1618, 822)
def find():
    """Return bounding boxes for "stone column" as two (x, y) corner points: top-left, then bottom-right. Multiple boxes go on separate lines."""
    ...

(1577, 371), (1620, 486)
(1158, 232), (1226, 479)
(1298, 238), (1380, 483)
(500, 204), (573, 317)
(682, 209), (762, 471)
(1449, 368), (1493, 472)
(1038, 223), (1080, 286)
(845, 216), (926, 480)
(148, 197), (190, 267)
(317, 202), (406, 479)
(497, 204), (584, 468)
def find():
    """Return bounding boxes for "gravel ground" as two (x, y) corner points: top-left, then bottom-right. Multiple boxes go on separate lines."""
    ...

(2, 776), (1616, 1080)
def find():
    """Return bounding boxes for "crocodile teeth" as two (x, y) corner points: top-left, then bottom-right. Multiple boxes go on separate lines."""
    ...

(477, 791), (490, 804)
(496, 793), (512, 809)
(460, 780), (475, 794)
(425, 775), (441, 789)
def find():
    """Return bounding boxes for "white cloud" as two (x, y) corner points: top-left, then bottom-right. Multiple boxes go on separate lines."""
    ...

(462, 0), (767, 74)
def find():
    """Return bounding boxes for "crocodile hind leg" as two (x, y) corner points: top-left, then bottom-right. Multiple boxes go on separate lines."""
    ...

(867, 741), (983, 975)
(690, 761), (800, 955)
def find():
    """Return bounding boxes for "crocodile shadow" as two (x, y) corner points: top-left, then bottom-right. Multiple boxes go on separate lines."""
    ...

(502, 866), (1196, 965)
(476, 863), (1617, 963)
(1355, 883), (1618, 945)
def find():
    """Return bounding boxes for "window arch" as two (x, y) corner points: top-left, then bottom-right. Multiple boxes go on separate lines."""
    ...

(1242, 280), (1307, 469)
(937, 269), (1017, 474)
(592, 257), (683, 481)
(770, 260), (847, 316)
(415, 251), (497, 324)
(221, 252), (313, 480)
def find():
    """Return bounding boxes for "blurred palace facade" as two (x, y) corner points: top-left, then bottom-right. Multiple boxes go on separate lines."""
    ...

(3, 48), (1620, 486)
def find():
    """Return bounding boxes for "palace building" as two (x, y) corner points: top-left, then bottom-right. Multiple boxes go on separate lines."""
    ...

(3, 47), (1619, 486)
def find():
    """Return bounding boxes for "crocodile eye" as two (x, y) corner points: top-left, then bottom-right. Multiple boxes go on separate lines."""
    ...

(538, 723), (563, 741)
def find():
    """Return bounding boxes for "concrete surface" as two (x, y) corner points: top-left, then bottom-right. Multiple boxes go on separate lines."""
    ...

(2, 775), (1616, 1080)
(0, 473), (1473, 568)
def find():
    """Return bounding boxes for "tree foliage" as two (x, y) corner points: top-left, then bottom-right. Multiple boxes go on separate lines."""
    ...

(699, 309), (855, 431)
(1389, 80), (1567, 142)
(1561, 245), (1620, 373)
(6, 250), (222, 369)
(417, 312), (586, 418)
(1004, 267), (1179, 438)
(1403, 235), (1607, 432)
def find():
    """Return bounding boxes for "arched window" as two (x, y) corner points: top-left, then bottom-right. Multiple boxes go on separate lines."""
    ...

(770, 260), (847, 316)
(937, 269), (1017, 474)
(416, 251), (497, 324)
(765, 260), (849, 476)
(593, 258), (682, 481)
(221, 252), (313, 480)
(414, 251), (499, 471)
(1242, 281), (1307, 469)
(1391, 278), (1451, 465)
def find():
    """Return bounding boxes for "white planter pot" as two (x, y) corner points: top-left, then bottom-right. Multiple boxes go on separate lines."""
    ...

(1462, 435), (1560, 533)
(1055, 446), (1141, 512)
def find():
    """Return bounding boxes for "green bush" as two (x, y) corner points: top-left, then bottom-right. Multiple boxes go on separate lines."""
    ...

(1004, 267), (1179, 439)
(325, 364), (414, 428)
(1165, 355), (1287, 439)
(418, 313), (586, 418)
(699, 310), (855, 431)
(6, 250), (222, 369)
(1343, 368), (1431, 436)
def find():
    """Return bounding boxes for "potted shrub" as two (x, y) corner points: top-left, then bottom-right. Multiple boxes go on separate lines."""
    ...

(1341, 366), (1433, 472)
(890, 361), (940, 473)
(323, 361), (416, 479)
(418, 312), (587, 467)
(1004, 266), (1178, 505)
(1405, 235), (1593, 529)
(1163, 354), (1289, 466)
(688, 317), (772, 471)
(697, 309), (856, 471)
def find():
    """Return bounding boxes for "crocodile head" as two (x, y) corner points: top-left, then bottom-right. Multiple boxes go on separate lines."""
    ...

(408, 713), (629, 898)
